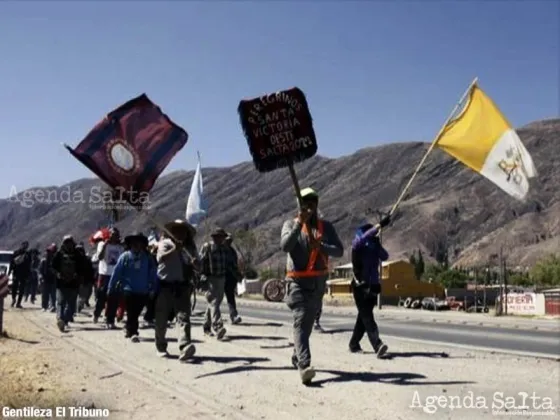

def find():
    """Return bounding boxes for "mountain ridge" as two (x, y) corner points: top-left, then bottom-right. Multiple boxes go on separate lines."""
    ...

(1, 118), (558, 270)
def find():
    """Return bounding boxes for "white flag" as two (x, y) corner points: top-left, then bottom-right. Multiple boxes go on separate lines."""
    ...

(186, 153), (208, 227)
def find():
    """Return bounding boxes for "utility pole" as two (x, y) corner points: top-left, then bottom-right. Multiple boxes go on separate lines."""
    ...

(503, 253), (509, 315)
(498, 246), (504, 316)
(377, 231), (383, 309)
(474, 267), (478, 312)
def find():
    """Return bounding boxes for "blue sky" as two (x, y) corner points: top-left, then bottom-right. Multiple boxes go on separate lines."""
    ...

(0, 0), (558, 196)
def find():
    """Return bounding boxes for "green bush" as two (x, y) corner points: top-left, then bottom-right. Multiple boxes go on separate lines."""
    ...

(530, 255), (560, 286)
(422, 263), (468, 288)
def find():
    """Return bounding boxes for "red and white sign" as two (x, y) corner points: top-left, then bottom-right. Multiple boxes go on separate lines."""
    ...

(503, 293), (538, 315)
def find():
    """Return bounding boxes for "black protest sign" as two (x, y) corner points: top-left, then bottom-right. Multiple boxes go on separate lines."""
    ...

(238, 87), (318, 173)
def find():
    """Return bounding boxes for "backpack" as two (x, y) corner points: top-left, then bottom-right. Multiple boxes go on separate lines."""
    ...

(59, 252), (77, 282)
(13, 252), (27, 266)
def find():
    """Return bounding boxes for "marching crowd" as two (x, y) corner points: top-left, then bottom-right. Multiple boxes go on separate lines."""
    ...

(8, 187), (392, 385)
(8, 219), (243, 361)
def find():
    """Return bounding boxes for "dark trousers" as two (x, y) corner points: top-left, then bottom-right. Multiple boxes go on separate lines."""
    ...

(41, 281), (56, 310)
(349, 282), (381, 350)
(143, 294), (156, 322)
(105, 293), (120, 325)
(24, 272), (38, 302)
(124, 292), (148, 337)
(285, 278), (325, 370)
(56, 287), (78, 323)
(155, 283), (192, 352)
(11, 275), (28, 306)
(224, 276), (238, 319)
(94, 275), (112, 319)
(78, 283), (93, 311)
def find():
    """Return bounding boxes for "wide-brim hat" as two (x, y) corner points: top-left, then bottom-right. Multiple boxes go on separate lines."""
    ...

(124, 232), (149, 247)
(164, 219), (196, 237)
(211, 228), (228, 238)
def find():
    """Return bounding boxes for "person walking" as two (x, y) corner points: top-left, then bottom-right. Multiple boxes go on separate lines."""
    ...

(108, 232), (157, 342)
(199, 228), (229, 340)
(92, 228), (124, 328)
(224, 234), (243, 324)
(76, 244), (95, 313)
(142, 244), (158, 326)
(154, 220), (198, 360)
(281, 187), (344, 385)
(39, 244), (58, 312)
(348, 219), (391, 357)
(8, 241), (32, 308)
(24, 249), (40, 304)
(51, 235), (88, 332)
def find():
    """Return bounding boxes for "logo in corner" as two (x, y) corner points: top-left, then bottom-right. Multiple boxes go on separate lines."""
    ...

(106, 138), (141, 175)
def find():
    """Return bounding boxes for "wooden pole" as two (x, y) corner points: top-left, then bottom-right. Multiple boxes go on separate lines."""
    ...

(0, 298), (4, 334)
(389, 77), (478, 217)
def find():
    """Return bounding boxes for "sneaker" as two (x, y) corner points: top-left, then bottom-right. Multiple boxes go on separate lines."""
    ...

(314, 323), (325, 333)
(203, 327), (214, 337)
(178, 344), (196, 361)
(50, 308), (56, 313)
(349, 345), (363, 354)
(130, 335), (140, 343)
(56, 319), (65, 332)
(375, 342), (388, 359)
(157, 350), (169, 358)
(299, 366), (316, 385)
(92, 316), (98, 324)
(105, 323), (117, 330)
(231, 316), (242, 325)
(16, 303), (23, 309)
(216, 327), (227, 341)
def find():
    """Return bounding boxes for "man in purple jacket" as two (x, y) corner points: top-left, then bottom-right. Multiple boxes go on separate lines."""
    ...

(349, 216), (391, 357)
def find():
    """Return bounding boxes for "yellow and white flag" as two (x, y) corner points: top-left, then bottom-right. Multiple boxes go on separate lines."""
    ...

(436, 84), (537, 200)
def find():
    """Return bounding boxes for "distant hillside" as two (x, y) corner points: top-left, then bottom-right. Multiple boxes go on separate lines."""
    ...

(1, 119), (559, 270)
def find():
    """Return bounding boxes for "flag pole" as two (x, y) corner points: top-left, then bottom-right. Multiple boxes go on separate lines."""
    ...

(388, 77), (479, 217)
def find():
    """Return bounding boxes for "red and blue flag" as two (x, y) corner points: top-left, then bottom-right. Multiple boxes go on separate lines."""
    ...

(65, 94), (188, 208)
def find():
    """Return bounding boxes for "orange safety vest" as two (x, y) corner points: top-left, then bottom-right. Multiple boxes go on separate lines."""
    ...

(286, 219), (329, 279)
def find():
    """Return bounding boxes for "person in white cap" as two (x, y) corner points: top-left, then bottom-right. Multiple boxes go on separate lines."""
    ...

(281, 187), (344, 385)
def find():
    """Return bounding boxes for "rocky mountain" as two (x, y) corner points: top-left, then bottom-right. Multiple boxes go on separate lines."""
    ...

(1, 119), (558, 270)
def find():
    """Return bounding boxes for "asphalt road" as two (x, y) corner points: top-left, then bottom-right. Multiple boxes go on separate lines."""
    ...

(231, 302), (560, 358)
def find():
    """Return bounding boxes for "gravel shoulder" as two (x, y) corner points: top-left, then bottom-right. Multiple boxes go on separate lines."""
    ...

(2, 303), (559, 420)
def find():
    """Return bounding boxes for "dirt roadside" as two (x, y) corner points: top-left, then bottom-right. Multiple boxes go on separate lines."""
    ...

(2, 303), (559, 420)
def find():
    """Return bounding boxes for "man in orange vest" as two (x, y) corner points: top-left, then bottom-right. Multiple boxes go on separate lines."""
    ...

(281, 187), (344, 385)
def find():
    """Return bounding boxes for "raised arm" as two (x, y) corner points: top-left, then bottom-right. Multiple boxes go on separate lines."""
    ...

(320, 222), (344, 258)
(280, 219), (303, 252)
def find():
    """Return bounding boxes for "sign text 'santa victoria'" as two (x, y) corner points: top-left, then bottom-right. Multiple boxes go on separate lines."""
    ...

(238, 87), (318, 172)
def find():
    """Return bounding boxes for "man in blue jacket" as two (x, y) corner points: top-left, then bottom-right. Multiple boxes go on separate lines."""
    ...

(108, 232), (157, 343)
(349, 217), (391, 357)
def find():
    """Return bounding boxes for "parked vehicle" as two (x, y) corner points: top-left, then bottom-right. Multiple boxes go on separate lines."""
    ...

(465, 298), (490, 313)
(0, 250), (13, 292)
(421, 297), (450, 311)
